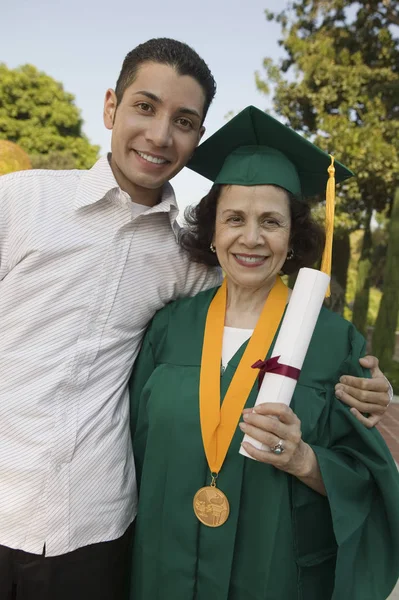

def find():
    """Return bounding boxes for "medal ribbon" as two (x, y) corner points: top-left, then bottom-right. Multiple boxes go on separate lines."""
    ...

(199, 276), (288, 474)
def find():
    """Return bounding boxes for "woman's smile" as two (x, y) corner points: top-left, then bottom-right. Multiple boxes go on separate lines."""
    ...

(233, 253), (268, 267)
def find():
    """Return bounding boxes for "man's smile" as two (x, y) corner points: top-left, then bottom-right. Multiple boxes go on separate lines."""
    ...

(134, 150), (170, 165)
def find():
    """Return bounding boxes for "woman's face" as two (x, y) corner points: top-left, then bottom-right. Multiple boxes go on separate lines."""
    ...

(213, 185), (291, 292)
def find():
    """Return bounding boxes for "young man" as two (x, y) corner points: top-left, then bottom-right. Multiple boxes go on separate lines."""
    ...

(0, 38), (392, 599)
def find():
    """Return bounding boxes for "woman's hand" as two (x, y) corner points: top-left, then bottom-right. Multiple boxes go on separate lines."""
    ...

(239, 403), (326, 495)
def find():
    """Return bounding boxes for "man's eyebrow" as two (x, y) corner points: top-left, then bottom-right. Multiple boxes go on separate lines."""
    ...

(177, 107), (201, 120)
(134, 90), (161, 102)
(133, 91), (201, 120)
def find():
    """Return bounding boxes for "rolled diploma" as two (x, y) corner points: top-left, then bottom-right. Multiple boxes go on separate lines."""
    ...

(239, 268), (330, 459)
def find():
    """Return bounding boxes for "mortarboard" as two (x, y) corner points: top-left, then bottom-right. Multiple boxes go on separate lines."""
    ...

(187, 105), (354, 295)
(187, 105), (353, 197)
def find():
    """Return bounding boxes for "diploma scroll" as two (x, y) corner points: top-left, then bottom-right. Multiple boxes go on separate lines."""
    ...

(239, 268), (330, 459)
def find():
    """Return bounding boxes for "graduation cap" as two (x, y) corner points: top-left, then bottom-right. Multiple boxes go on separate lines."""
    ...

(187, 105), (354, 294)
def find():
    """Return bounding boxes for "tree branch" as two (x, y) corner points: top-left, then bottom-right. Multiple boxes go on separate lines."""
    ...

(376, 5), (399, 27)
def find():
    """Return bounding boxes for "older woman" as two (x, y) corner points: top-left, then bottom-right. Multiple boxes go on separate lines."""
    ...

(129, 107), (399, 600)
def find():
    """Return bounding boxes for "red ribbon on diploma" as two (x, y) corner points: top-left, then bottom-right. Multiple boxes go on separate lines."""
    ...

(252, 356), (301, 390)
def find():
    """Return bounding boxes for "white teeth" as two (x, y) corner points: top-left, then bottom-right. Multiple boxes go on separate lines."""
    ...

(136, 151), (168, 165)
(235, 255), (266, 263)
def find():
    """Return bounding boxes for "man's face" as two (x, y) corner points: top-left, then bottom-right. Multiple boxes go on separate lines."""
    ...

(104, 62), (206, 200)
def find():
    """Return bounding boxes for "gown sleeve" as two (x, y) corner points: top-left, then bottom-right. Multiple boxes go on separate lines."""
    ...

(293, 325), (399, 600)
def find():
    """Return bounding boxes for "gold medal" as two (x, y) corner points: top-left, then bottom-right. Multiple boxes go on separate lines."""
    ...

(193, 485), (230, 528)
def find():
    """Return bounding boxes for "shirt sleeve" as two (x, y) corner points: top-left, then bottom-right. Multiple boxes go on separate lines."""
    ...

(181, 255), (222, 298)
(0, 178), (11, 279)
(0, 172), (31, 280)
(386, 376), (394, 404)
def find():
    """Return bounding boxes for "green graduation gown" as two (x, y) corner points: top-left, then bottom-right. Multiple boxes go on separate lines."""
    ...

(129, 287), (399, 600)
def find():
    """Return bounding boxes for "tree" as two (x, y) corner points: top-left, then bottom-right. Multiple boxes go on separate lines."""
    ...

(30, 151), (76, 170)
(0, 64), (99, 169)
(352, 205), (373, 332)
(372, 187), (399, 369)
(256, 1), (399, 327)
(0, 139), (31, 175)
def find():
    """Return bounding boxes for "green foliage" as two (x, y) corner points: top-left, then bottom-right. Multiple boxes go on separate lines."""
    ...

(257, 0), (399, 227)
(0, 139), (31, 174)
(30, 151), (76, 170)
(344, 230), (395, 328)
(343, 230), (361, 322)
(258, 0), (399, 324)
(0, 64), (99, 169)
(372, 188), (399, 369)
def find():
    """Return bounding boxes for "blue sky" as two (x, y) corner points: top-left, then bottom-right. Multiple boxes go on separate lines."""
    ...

(1, 0), (285, 210)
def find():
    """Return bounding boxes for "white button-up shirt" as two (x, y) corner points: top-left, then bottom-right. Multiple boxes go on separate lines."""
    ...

(0, 156), (221, 556)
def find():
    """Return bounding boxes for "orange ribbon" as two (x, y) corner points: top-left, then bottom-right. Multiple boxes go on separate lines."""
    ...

(199, 276), (288, 474)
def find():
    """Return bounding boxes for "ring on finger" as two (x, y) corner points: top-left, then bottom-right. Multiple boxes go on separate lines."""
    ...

(271, 439), (285, 455)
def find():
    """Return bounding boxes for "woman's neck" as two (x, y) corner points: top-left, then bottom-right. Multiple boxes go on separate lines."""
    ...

(224, 278), (277, 329)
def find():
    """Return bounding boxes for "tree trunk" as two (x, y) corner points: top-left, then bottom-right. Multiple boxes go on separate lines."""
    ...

(333, 230), (350, 298)
(352, 206), (373, 335)
(372, 188), (399, 370)
(329, 230), (350, 314)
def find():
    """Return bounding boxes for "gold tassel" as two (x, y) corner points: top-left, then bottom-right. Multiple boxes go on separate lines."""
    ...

(320, 155), (335, 297)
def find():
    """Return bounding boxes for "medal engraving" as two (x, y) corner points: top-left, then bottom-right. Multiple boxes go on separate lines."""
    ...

(193, 486), (230, 527)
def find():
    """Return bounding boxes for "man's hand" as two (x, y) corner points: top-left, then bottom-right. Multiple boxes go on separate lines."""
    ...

(335, 355), (392, 428)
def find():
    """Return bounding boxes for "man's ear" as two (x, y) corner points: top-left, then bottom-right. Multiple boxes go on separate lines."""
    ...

(103, 89), (118, 130)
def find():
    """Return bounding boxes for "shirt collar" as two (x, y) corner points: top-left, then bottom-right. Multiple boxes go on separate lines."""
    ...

(74, 155), (181, 237)
(145, 181), (180, 234)
(74, 155), (119, 210)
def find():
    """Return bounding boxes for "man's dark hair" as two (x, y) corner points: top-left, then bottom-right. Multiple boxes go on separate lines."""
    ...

(179, 184), (325, 275)
(115, 38), (216, 121)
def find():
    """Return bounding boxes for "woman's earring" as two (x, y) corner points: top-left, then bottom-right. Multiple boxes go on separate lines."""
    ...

(210, 243), (216, 253)
(286, 249), (294, 260)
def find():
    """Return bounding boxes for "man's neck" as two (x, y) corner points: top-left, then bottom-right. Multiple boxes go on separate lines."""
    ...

(108, 155), (164, 207)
